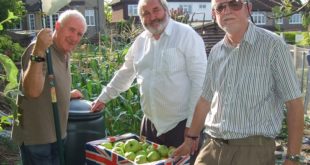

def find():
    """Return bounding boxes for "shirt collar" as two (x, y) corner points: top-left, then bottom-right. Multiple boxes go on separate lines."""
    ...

(222, 21), (257, 48)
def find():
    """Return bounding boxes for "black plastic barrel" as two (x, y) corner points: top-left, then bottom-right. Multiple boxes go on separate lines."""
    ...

(65, 99), (106, 165)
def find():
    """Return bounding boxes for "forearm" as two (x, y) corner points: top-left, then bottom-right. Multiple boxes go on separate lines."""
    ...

(23, 61), (45, 98)
(285, 97), (304, 155)
(187, 96), (210, 137)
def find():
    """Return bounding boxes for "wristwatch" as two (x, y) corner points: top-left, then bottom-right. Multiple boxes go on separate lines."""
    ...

(285, 154), (301, 162)
(30, 54), (45, 62)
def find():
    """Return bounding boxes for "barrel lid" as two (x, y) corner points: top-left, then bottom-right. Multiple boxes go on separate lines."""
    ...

(69, 99), (102, 119)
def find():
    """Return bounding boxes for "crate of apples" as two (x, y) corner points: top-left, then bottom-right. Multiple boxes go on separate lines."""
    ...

(85, 133), (189, 165)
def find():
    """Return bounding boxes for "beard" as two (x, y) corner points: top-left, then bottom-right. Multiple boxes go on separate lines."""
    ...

(143, 14), (169, 35)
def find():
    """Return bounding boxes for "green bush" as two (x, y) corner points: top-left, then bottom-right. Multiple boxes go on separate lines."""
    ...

(0, 35), (24, 62)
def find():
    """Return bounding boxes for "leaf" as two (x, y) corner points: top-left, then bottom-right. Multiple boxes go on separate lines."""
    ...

(0, 24), (3, 31)
(0, 54), (19, 94)
(7, 10), (18, 20)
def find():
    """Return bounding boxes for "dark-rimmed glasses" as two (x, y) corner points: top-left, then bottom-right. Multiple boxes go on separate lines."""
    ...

(213, 0), (247, 14)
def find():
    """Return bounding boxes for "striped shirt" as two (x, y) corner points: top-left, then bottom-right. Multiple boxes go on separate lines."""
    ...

(202, 21), (302, 139)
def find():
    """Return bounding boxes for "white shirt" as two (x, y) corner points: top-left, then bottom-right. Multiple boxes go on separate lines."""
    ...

(98, 19), (207, 136)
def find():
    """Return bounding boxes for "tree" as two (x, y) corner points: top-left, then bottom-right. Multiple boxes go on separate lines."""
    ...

(270, 0), (310, 29)
(0, 0), (25, 29)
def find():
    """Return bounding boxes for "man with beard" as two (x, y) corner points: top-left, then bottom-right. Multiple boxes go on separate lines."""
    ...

(91, 0), (207, 162)
(173, 0), (304, 165)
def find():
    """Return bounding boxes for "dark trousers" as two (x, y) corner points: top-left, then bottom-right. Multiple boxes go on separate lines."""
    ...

(140, 116), (204, 165)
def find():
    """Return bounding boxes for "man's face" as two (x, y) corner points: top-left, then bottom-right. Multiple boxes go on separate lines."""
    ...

(212, 0), (251, 34)
(140, 0), (169, 35)
(54, 17), (85, 54)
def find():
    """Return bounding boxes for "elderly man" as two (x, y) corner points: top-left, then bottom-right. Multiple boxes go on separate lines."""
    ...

(173, 0), (304, 165)
(12, 10), (87, 165)
(91, 0), (207, 163)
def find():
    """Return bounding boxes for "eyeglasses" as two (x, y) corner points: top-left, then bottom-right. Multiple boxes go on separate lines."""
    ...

(213, 0), (247, 14)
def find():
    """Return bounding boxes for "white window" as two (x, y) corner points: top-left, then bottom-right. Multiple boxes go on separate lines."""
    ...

(199, 4), (206, 9)
(128, 5), (138, 16)
(275, 18), (283, 24)
(289, 13), (302, 24)
(85, 9), (96, 26)
(44, 13), (59, 30)
(252, 12), (266, 25)
(179, 4), (192, 14)
(9, 19), (22, 30)
(28, 14), (35, 30)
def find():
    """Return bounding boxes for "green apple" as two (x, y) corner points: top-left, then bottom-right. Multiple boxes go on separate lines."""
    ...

(147, 150), (161, 162)
(124, 139), (141, 153)
(146, 145), (156, 153)
(168, 146), (176, 157)
(140, 142), (149, 150)
(112, 147), (124, 156)
(157, 145), (169, 158)
(134, 154), (148, 164)
(114, 141), (125, 149)
(100, 142), (113, 149)
(124, 152), (136, 161)
(136, 150), (147, 156)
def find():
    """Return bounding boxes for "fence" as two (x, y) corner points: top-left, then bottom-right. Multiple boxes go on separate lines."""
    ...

(289, 44), (310, 113)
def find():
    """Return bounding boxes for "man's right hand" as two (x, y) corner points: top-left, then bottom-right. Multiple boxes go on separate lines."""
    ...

(33, 28), (53, 56)
(90, 99), (105, 112)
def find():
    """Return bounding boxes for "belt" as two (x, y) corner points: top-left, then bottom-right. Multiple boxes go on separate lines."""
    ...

(206, 134), (274, 146)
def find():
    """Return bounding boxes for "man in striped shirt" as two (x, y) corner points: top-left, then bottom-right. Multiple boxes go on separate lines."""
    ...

(174, 0), (304, 164)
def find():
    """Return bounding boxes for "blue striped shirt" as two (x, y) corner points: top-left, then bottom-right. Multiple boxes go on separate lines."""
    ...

(202, 22), (302, 139)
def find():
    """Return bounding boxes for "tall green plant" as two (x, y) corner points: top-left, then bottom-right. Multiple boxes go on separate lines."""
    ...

(0, 11), (20, 131)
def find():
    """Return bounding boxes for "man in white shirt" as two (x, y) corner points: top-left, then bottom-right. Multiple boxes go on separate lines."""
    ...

(91, 0), (207, 161)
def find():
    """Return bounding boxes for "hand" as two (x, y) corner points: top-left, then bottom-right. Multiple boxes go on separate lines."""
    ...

(172, 137), (197, 161)
(33, 28), (53, 56)
(70, 89), (83, 99)
(91, 99), (105, 112)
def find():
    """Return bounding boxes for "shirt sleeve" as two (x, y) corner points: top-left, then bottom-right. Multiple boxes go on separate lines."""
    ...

(98, 45), (136, 103)
(271, 39), (302, 102)
(183, 29), (208, 128)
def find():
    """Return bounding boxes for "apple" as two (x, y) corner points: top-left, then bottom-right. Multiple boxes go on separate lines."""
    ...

(147, 150), (161, 162)
(124, 152), (136, 161)
(157, 145), (169, 158)
(168, 146), (176, 157)
(140, 142), (149, 150)
(134, 154), (148, 164)
(124, 139), (141, 153)
(112, 147), (124, 156)
(146, 145), (156, 153)
(136, 150), (147, 157)
(114, 141), (125, 149)
(100, 142), (113, 149)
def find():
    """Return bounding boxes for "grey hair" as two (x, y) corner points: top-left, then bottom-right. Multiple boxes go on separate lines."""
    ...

(57, 9), (87, 33)
(137, 0), (170, 17)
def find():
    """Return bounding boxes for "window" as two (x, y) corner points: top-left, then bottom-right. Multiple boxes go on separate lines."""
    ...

(199, 4), (206, 9)
(85, 9), (96, 26)
(289, 13), (302, 24)
(44, 13), (59, 30)
(128, 5), (138, 16)
(28, 14), (35, 30)
(252, 12), (266, 25)
(179, 4), (192, 14)
(9, 19), (22, 30)
(275, 18), (283, 24)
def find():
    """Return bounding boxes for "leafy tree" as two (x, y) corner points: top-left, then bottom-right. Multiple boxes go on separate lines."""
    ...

(0, 0), (25, 29)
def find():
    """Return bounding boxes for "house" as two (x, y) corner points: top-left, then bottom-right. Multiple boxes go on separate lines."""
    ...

(110, 0), (306, 32)
(7, 0), (105, 46)
(110, 0), (212, 23)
